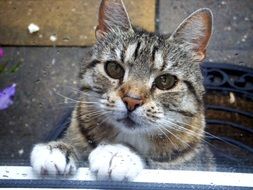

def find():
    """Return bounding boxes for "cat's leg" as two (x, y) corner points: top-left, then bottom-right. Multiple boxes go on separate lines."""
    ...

(30, 110), (88, 176)
(88, 143), (144, 181)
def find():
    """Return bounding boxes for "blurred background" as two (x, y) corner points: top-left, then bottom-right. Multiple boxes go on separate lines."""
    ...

(0, 0), (252, 165)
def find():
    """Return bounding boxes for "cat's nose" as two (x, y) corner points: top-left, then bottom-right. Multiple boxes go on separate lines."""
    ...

(122, 96), (143, 112)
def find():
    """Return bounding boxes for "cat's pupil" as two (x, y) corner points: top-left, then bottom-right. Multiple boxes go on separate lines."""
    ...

(114, 65), (120, 73)
(161, 76), (167, 84)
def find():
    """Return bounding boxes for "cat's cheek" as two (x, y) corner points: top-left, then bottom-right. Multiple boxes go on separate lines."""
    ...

(130, 106), (161, 126)
(101, 93), (128, 120)
(80, 70), (95, 89)
(113, 100), (128, 118)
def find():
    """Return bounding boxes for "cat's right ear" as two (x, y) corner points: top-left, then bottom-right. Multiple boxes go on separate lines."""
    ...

(96, 0), (132, 39)
(169, 8), (213, 61)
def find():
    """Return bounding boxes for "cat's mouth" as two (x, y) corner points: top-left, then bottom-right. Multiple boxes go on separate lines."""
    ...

(117, 116), (137, 129)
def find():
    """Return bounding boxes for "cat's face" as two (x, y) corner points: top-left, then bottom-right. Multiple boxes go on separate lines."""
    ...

(80, 0), (212, 135)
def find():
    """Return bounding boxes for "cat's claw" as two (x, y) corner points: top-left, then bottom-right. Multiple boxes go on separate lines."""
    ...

(89, 144), (144, 181)
(30, 143), (77, 176)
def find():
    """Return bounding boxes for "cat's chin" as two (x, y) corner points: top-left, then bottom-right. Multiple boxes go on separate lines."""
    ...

(116, 117), (139, 130)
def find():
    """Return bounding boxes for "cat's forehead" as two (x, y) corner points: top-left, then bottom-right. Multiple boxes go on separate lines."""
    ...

(95, 30), (197, 77)
(126, 32), (195, 75)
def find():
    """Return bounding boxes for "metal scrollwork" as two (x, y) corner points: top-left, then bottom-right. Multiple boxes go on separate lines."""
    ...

(201, 62), (253, 99)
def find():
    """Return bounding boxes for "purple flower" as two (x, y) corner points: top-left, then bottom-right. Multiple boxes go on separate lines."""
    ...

(0, 83), (16, 110)
(0, 48), (4, 58)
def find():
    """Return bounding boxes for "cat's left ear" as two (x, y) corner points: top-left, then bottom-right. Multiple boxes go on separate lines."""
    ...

(169, 8), (213, 61)
(96, 0), (132, 39)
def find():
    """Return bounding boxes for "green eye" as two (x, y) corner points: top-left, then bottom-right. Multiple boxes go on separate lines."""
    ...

(154, 74), (177, 90)
(104, 61), (125, 80)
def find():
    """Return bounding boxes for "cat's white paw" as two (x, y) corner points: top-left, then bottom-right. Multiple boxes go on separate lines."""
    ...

(88, 144), (144, 181)
(30, 143), (77, 175)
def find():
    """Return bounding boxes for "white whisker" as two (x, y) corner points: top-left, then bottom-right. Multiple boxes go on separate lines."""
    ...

(63, 85), (101, 98)
(164, 118), (236, 148)
(158, 123), (191, 148)
(54, 91), (82, 103)
(157, 127), (177, 149)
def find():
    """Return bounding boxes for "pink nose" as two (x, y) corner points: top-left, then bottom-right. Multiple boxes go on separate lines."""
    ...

(122, 96), (143, 112)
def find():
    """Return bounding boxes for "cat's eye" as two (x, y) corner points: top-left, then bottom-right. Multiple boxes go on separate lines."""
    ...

(104, 61), (125, 80)
(154, 74), (177, 90)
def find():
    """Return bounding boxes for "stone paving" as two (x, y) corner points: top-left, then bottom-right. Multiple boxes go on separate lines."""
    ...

(158, 0), (253, 67)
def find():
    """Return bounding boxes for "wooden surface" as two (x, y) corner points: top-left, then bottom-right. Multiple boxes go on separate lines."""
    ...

(0, 0), (155, 46)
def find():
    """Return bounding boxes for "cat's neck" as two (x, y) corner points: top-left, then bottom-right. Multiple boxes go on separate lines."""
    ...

(114, 127), (204, 162)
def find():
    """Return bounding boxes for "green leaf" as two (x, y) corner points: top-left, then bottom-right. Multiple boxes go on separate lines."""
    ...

(9, 62), (22, 73)
(0, 63), (7, 74)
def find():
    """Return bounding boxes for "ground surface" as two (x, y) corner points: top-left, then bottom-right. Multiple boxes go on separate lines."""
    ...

(0, 0), (252, 162)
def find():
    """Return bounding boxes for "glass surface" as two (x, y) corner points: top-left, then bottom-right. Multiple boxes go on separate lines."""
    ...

(0, 0), (253, 189)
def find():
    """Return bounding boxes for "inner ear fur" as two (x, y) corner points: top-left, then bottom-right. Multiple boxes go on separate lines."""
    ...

(170, 8), (213, 61)
(96, 0), (132, 39)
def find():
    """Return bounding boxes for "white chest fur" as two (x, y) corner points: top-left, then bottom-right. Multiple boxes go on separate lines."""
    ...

(115, 132), (151, 155)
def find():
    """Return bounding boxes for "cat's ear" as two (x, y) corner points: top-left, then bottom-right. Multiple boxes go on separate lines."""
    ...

(169, 8), (213, 61)
(96, 0), (132, 39)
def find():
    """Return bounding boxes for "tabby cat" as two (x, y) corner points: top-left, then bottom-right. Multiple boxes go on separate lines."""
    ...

(31, 0), (214, 181)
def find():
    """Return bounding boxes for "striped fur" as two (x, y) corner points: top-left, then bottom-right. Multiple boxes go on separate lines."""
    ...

(31, 0), (215, 175)
(77, 8), (213, 167)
